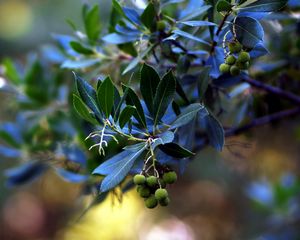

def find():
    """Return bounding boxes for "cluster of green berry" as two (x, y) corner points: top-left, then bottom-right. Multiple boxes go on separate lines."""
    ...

(219, 41), (251, 76)
(133, 171), (177, 209)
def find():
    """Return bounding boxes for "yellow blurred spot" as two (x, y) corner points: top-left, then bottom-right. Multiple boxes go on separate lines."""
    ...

(0, 0), (33, 39)
(58, 190), (143, 240)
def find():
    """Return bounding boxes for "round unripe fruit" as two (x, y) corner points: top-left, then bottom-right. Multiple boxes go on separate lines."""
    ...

(145, 195), (158, 209)
(225, 55), (236, 65)
(230, 65), (240, 76)
(159, 197), (170, 207)
(236, 61), (250, 70)
(163, 171), (177, 184)
(237, 51), (250, 63)
(219, 63), (230, 74)
(146, 176), (158, 187)
(155, 188), (168, 201)
(133, 174), (146, 185)
(139, 186), (151, 198)
(157, 20), (167, 31)
(228, 41), (242, 53)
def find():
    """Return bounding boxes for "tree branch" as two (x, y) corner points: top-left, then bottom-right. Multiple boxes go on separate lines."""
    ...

(244, 78), (300, 105)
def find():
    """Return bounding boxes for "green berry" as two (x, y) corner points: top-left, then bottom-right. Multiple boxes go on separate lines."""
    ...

(157, 20), (167, 31)
(159, 197), (170, 207)
(155, 188), (168, 201)
(230, 65), (240, 76)
(236, 61), (250, 70)
(146, 176), (158, 187)
(237, 51), (250, 63)
(228, 41), (242, 53)
(133, 174), (146, 185)
(139, 186), (151, 198)
(162, 171), (177, 184)
(225, 55), (236, 65)
(219, 63), (230, 74)
(145, 195), (158, 209)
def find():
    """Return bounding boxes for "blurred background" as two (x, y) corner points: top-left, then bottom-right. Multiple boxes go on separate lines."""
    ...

(0, 0), (300, 240)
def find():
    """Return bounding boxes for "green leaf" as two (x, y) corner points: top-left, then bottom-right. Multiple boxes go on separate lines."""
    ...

(159, 143), (195, 158)
(153, 71), (176, 126)
(236, 0), (288, 12)
(70, 41), (94, 55)
(123, 85), (147, 129)
(216, 0), (232, 12)
(73, 94), (98, 124)
(170, 103), (207, 129)
(97, 76), (115, 118)
(204, 114), (225, 151)
(99, 146), (146, 192)
(119, 105), (136, 129)
(231, 16), (264, 48)
(74, 73), (102, 120)
(140, 64), (160, 115)
(140, 3), (156, 30)
(2, 58), (21, 85)
(84, 5), (101, 42)
(197, 66), (211, 102)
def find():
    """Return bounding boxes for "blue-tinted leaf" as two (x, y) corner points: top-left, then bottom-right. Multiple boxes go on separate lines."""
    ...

(119, 105), (136, 128)
(161, 0), (184, 7)
(0, 145), (21, 158)
(179, 5), (211, 21)
(151, 131), (175, 149)
(172, 29), (210, 46)
(250, 42), (269, 58)
(206, 47), (225, 78)
(0, 122), (23, 147)
(5, 162), (48, 187)
(97, 76), (114, 118)
(60, 145), (87, 166)
(170, 103), (207, 129)
(102, 33), (139, 44)
(159, 143), (195, 158)
(123, 7), (141, 25)
(179, 20), (217, 27)
(153, 71), (176, 126)
(204, 114), (224, 151)
(62, 59), (100, 69)
(231, 16), (264, 48)
(140, 64), (160, 115)
(99, 146), (146, 192)
(55, 168), (88, 183)
(236, 0), (288, 12)
(115, 24), (140, 35)
(123, 142), (147, 152)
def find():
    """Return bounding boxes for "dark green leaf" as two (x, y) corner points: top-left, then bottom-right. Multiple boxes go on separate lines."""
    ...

(97, 76), (114, 118)
(231, 16), (264, 48)
(236, 0), (288, 12)
(119, 105), (136, 128)
(140, 64), (160, 115)
(84, 5), (101, 42)
(70, 41), (94, 55)
(204, 114), (224, 151)
(73, 94), (98, 124)
(123, 85), (147, 129)
(153, 71), (176, 126)
(74, 73), (102, 120)
(216, 0), (232, 12)
(197, 66), (211, 102)
(159, 143), (195, 158)
(140, 3), (156, 30)
(2, 58), (21, 85)
(170, 103), (207, 129)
